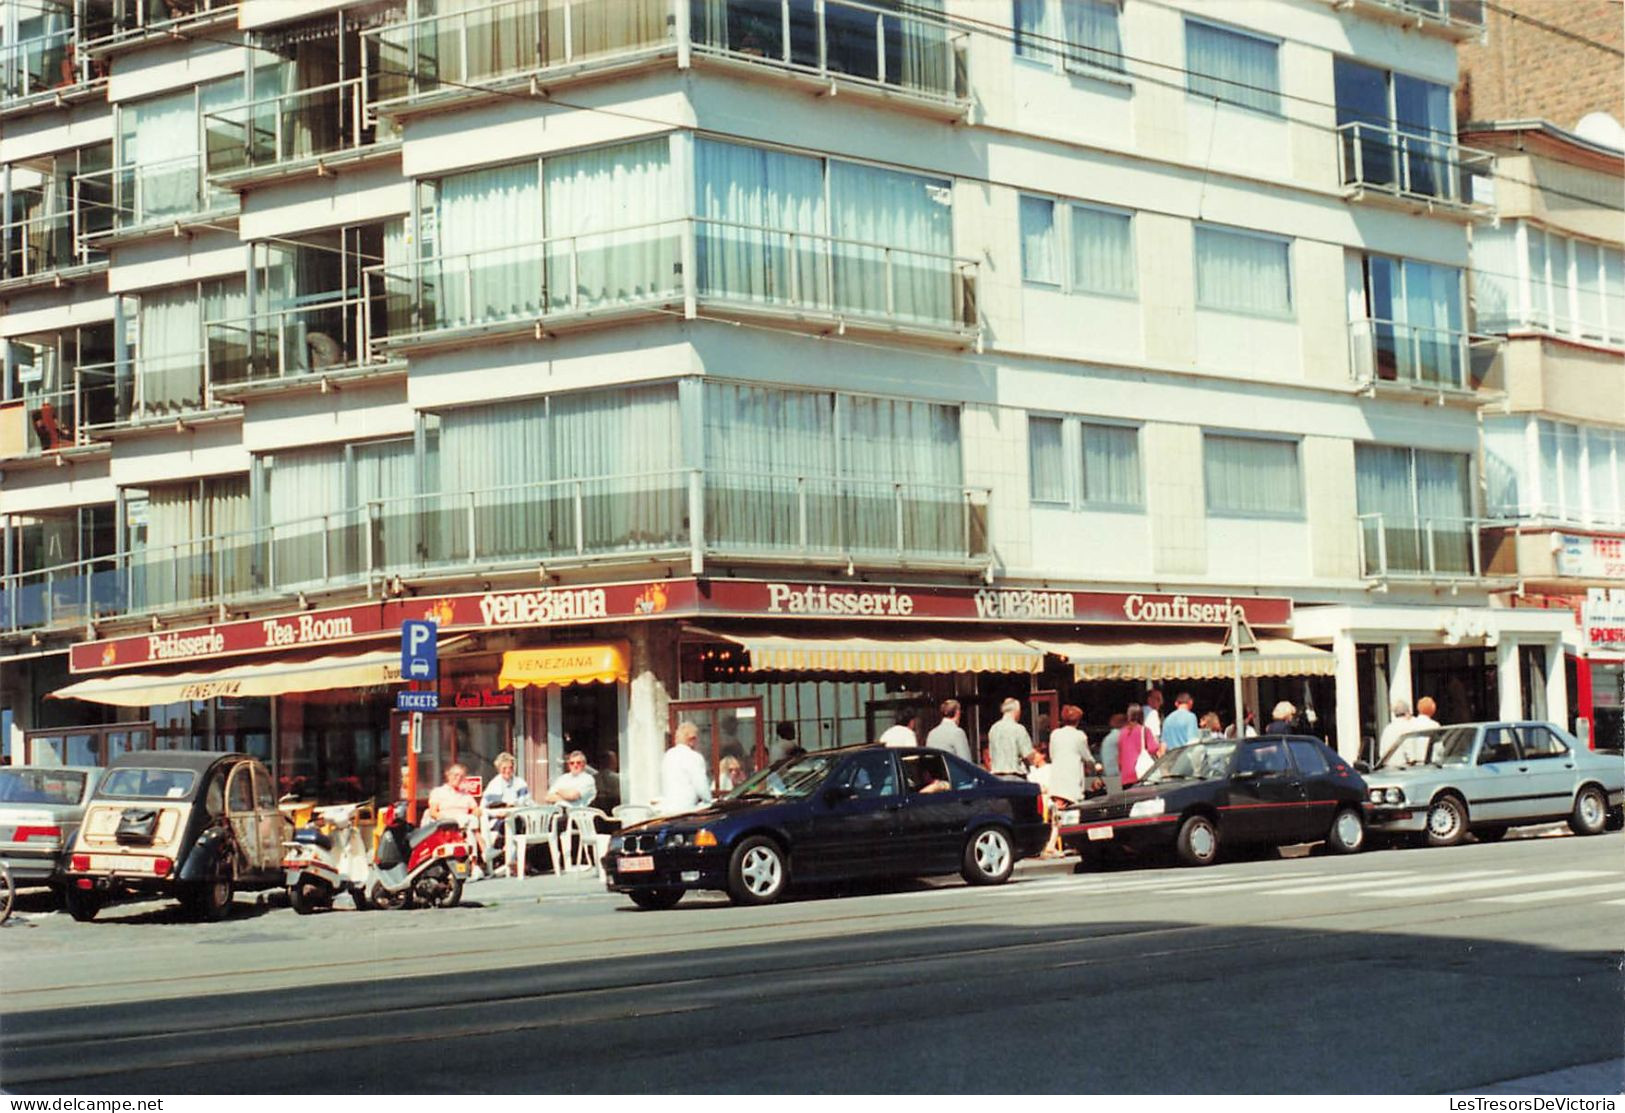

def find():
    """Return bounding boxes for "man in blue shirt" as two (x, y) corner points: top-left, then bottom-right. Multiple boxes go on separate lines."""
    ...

(1161, 692), (1200, 749)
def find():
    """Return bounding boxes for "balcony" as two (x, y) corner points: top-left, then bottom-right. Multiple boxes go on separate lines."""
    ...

(204, 78), (400, 186)
(76, 154), (236, 240)
(1329, 0), (1487, 40)
(1, 26), (107, 114)
(80, 351), (243, 434)
(364, 0), (968, 118)
(1335, 122), (1495, 216)
(368, 217), (980, 350)
(205, 293), (398, 396)
(1349, 318), (1500, 397)
(82, 0), (237, 54)
(0, 209), (106, 289)
(0, 470), (993, 633)
(1357, 512), (1493, 582)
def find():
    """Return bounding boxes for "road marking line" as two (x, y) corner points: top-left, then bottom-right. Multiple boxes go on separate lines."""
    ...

(1475, 880), (1625, 904)
(1377, 870), (1608, 898)
(1154, 869), (1425, 896)
(1241, 872), (1435, 895)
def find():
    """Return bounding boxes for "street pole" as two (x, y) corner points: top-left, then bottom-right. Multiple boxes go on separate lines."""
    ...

(1231, 609), (1245, 737)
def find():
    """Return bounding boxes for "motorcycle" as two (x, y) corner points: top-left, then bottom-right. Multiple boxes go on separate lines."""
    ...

(363, 800), (472, 910)
(282, 802), (371, 914)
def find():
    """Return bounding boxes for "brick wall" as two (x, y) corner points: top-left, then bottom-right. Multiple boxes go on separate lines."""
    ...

(1457, 0), (1625, 130)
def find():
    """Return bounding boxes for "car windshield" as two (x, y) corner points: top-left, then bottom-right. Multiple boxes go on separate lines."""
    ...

(1376, 727), (1475, 769)
(99, 768), (197, 799)
(1142, 742), (1235, 784)
(0, 769), (86, 805)
(726, 752), (839, 800)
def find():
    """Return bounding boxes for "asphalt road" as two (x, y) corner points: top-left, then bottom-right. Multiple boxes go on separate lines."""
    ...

(2, 832), (1621, 1094)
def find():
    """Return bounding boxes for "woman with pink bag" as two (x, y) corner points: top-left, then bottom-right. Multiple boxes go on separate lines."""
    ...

(1117, 704), (1164, 788)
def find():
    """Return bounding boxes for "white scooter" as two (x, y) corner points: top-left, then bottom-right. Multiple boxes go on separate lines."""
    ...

(282, 803), (371, 914)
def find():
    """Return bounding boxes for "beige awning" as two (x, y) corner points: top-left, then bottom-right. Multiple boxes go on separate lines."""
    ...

(699, 630), (1045, 674)
(50, 648), (408, 707)
(1031, 634), (1336, 682)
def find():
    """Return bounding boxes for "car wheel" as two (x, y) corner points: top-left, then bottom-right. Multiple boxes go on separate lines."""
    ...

(628, 888), (684, 911)
(64, 886), (100, 923)
(1175, 814), (1220, 867)
(1424, 795), (1467, 848)
(962, 826), (1014, 886)
(1326, 807), (1365, 854)
(1472, 825), (1509, 844)
(727, 836), (787, 906)
(1569, 786), (1608, 836)
(288, 881), (328, 915)
(185, 869), (234, 922)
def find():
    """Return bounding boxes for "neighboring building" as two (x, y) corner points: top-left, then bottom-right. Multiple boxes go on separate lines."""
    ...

(1457, 1), (1625, 747)
(0, 0), (1575, 803)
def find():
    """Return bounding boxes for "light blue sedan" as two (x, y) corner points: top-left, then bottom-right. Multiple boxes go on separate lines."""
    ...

(1358, 722), (1625, 847)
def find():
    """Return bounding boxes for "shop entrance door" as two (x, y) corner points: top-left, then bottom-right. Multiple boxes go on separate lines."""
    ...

(669, 699), (765, 794)
(1028, 690), (1059, 751)
(389, 711), (513, 811)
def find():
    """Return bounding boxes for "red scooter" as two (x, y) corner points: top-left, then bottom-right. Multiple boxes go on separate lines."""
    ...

(362, 801), (472, 910)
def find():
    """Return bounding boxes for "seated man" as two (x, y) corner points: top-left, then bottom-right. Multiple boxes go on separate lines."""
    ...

(544, 750), (598, 809)
(426, 763), (479, 825)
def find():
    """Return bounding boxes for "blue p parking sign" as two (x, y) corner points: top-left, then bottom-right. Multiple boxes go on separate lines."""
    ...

(401, 620), (438, 681)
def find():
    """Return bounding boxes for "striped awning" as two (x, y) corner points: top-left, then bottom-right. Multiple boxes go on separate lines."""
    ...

(700, 631), (1045, 674)
(50, 648), (406, 707)
(1031, 634), (1336, 682)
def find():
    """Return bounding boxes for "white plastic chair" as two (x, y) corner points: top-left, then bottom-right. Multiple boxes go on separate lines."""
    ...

(502, 805), (561, 878)
(564, 807), (609, 873)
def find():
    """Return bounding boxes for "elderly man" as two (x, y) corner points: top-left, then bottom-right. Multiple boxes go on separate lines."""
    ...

(661, 721), (712, 815)
(544, 750), (598, 809)
(1379, 698), (1417, 765)
(988, 698), (1034, 774)
(925, 699), (972, 763)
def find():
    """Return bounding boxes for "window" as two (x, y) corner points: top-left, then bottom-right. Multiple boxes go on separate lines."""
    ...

(1029, 415), (1143, 509)
(1504, 418), (1625, 526)
(1333, 59), (1453, 198)
(1014, 0), (1124, 76)
(1194, 225), (1291, 317)
(1204, 434), (1302, 517)
(1234, 741), (1290, 774)
(1357, 255), (1465, 387)
(1517, 726), (1568, 760)
(1478, 728), (1518, 765)
(944, 753), (984, 791)
(1019, 195), (1135, 296)
(1287, 740), (1329, 776)
(900, 751), (953, 794)
(1185, 19), (1279, 115)
(838, 752), (899, 798)
(1355, 445), (1473, 575)
(1509, 223), (1624, 347)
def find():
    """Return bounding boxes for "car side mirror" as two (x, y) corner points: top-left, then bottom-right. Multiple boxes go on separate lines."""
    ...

(823, 784), (855, 806)
(1353, 760), (1372, 775)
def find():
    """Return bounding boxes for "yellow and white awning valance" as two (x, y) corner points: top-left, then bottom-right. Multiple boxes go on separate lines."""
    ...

(705, 632), (1045, 675)
(498, 642), (631, 689)
(51, 648), (406, 707)
(1031, 635), (1336, 682)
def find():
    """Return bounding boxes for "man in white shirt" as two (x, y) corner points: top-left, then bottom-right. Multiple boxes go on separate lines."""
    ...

(988, 698), (1033, 774)
(544, 750), (597, 809)
(925, 699), (972, 763)
(660, 721), (712, 815)
(1399, 696), (1443, 765)
(1143, 689), (1164, 742)
(483, 752), (531, 809)
(879, 707), (919, 748)
(1379, 698), (1417, 764)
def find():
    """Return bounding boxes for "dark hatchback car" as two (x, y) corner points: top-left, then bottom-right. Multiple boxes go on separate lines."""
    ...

(604, 744), (1048, 908)
(1057, 736), (1369, 867)
(63, 751), (288, 921)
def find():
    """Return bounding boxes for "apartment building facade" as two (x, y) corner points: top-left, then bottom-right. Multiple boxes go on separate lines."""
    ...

(0, 0), (1580, 807)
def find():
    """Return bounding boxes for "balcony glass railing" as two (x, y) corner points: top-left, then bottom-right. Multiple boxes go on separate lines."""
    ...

(690, 0), (966, 100)
(1356, 0), (1486, 31)
(368, 217), (978, 342)
(1357, 512), (1483, 579)
(1336, 122), (1494, 210)
(1, 26), (105, 103)
(84, 0), (236, 48)
(206, 293), (381, 386)
(0, 470), (993, 632)
(368, 0), (673, 107)
(1, 210), (106, 280)
(76, 153), (234, 234)
(204, 78), (396, 177)
(1348, 318), (1499, 392)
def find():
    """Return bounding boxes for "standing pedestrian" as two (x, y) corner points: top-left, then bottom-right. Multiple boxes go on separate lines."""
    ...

(988, 697), (1034, 774)
(1046, 704), (1097, 805)
(1265, 701), (1296, 735)
(880, 706), (920, 748)
(1413, 696), (1441, 730)
(1198, 711), (1223, 739)
(1161, 692), (1198, 749)
(1100, 712), (1126, 794)
(925, 698), (972, 762)
(1117, 705), (1162, 788)
(1143, 689), (1165, 742)
(660, 721), (712, 815)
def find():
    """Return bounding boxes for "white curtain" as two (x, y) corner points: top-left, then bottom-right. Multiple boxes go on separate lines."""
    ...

(1019, 196), (1057, 285)
(1071, 205), (1133, 295)
(265, 447), (344, 586)
(1356, 443), (1418, 574)
(704, 381), (838, 550)
(1393, 73), (1453, 199)
(1028, 417), (1065, 503)
(1526, 228), (1552, 329)
(1195, 226), (1290, 316)
(1415, 449), (1472, 572)
(1470, 224), (1520, 334)
(1402, 261), (1463, 387)
(1185, 20), (1279, 115)
(138, 476), (250, 608)
(543, 137), (678, 310)
(1586, 427), (1618, 525)
(1205, 435), (1300, 516)
(1481, 417), (1527, 519)
(434, 161), (542, 327)
(1538, 419), (1563, 518)
(1080, 422), (1141, 505)
(829, 161), (953, 324)
(1013, 0), (1048, 58)
(1574, 239), (1603, 341)
(550, 384), (682, 549)
(1603, 247), (1624, 345)
(695, 139), (827, 309)
(137, 286), (203, 414)
(1063, 0), (1123, 73)
(839, 394), (963, 554)
(354, 437), (417, 571)
(124, 89), (199, 220)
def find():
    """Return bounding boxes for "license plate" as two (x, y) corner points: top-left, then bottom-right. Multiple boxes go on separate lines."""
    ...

(88, 853), (154, 871)
(1086, 826), (1115, 841)
(619, 855), (654, 873)
(1057, 809), (1080, 826)
(451, 860), (469, 876)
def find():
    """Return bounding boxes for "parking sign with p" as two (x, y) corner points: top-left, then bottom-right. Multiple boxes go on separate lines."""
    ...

(402, 620), (438, 681)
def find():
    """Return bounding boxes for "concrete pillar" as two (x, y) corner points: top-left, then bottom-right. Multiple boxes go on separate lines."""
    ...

(1332, 630), (1360, 762)
(1544, 640), (1569, 728)
(1388, 636), (1413, 713)
(625, 621), (678, 808)
(1497, 638), (1523, 721)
